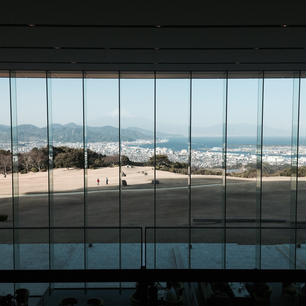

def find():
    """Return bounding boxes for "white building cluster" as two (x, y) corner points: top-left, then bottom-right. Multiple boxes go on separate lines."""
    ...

(1, 140), (306, 169)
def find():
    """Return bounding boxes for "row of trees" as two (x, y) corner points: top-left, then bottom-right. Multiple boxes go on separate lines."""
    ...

(1, 149), (306, 177)
(230, 163), (306, 178)
(0, 147), (132, 174)
(146, 155), (306, 177)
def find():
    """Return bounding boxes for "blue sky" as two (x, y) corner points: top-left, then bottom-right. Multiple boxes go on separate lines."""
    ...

(0, 76), (304, 137)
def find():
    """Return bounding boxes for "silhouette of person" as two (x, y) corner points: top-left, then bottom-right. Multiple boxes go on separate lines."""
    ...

(97, 178), (100, 186)
(105, 177), (109, 185)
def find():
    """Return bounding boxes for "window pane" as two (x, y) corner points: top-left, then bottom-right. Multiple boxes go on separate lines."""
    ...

(15, 74), (48, 227)
(262, 76), (293, 231)
(191, 76), (225, 226)
(85, 73), (119, 227)
(191, 75), (225, 268)
(50, 74), (84, 227)
(120, 74), (154, 228)
(156, 74), (189, 228)
(226, 74), (260, 268)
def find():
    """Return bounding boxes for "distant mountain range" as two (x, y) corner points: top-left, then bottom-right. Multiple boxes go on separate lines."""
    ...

(0, 123), (179, 143)
(0, 122), (296, 143)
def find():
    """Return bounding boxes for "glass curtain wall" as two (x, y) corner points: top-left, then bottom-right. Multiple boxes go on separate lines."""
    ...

(0, 71), (305, 294)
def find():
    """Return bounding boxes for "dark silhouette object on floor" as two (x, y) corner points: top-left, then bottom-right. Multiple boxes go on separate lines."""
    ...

(130, 282), (157, 306)
(245, 282), (271, 305)
(0, 294), (14, 306)
(15, 288), (29, 306)
(87, 298), (104, 306)
(60, 297), (78, 306)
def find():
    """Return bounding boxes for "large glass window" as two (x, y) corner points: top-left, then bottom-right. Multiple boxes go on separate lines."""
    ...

(0, 71), (305, 294)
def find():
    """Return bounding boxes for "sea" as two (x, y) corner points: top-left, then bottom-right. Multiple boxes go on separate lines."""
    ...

(138, 136), (305, 151)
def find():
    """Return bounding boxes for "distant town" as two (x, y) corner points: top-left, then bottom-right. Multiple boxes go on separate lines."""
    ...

(1, 139), (306, 169)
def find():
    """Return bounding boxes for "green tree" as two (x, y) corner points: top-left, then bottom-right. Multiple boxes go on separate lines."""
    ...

(148, 154), (171, 167)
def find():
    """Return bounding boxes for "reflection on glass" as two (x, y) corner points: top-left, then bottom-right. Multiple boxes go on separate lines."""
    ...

(154, 228), (189, 269)
(52, 229), (85, 289)
(121, 228), (142, 269)
(16, 229), (49, 269)
(191, 228), (223, 269)
(226, 229), (256, 269)
(87, 228), (119, 269)
(52, 229), (84, 269)
(261, 228), (291, 269)
(296, 229), (306, 270)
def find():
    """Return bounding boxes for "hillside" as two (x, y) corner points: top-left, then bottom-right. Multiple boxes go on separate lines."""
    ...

(0, 123), (155, 142)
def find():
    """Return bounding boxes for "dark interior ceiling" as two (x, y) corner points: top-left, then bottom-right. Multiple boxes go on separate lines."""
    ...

(0, 0), (305, 71)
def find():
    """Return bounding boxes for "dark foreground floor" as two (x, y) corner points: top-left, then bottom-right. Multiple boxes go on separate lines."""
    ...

(0, 179), (305, 244)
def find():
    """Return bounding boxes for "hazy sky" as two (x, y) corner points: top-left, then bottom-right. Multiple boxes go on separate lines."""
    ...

(0, 76), (305, 137)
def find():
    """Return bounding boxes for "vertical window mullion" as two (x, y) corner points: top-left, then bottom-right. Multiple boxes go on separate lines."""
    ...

(82, 71), (88, 286)
(46, 71), (54, 291)
(188, 71), (192, 269)
(153, 71), (157, 269)
(118, 71), (122, 272)
(256, 72), (264, 270)
(222, 72), (228, 269)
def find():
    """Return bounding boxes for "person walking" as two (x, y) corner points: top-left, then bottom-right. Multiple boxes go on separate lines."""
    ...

(105, 177), (109, 185)
(97, 178), (100, 186)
